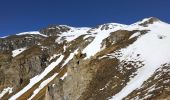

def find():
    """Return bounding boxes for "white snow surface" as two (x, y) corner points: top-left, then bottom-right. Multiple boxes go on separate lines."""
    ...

(60, 73), (68, 80)
(83, 23), (126, 58)
(49, 54), (60, 62)
(0, 87), (13, 99)
(110, 21), (170, 100)
(16, 31), (48, 37)
(9, 55), (64, 100)
(129, 32), (141, 39)
(12, 47), (27, 57)
(0, 35), (9, 38)
(55, 27), (90, 43)
(28, 73), (58, 100)
(1, 31), (47, 38)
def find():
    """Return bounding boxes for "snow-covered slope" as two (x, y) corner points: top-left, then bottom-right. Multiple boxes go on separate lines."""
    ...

(109, 19), (170, 100)
(1, 17), (170, 100)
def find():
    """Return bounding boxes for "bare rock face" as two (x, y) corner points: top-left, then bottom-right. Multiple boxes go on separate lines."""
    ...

(46, 78), (64, 100)
(139, 17), (160, 27)
(0, 52), (49, 92)
(0, 34), (44, 52)
(40, 25), (71, 36)
(0, 34), (52, 97)
(101, 30), (134, 48)
(46, 51), (94, 100)
(63, 56), (92, 100)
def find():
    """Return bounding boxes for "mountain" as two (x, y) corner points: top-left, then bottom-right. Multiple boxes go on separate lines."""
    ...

(0, 17), (170, 100)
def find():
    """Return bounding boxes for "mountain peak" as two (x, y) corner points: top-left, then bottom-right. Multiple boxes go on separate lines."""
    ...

(1, 17), (170, 100)
(144, 17), (160, 22)
(137, 17), (161, 26)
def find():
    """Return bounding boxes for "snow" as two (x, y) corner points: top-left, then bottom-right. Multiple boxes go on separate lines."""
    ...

(164, 79), (170, 83)
(54, 23), (127, 59)
(83, 23), (125, 58)
(7, 17), (170, 99)
(16, 31), (48, 37)
(62, 49), (78, 67)
(55, 27), (90, 43)
(0, 87), (13, 99)
(28, 73), (58, 100)
(141, 94), (153, 100)
(49, 54), (60, 61)
(110, 21), (170, 100)
(129, 32), (141, 39)
(0, 35), (9, 38)
(63, 45), (67, 52)
(9, 55), (64, 100)
(12, 47), (27, 57)
(60, 73), (68, 80)
(129, 17), (157, 27)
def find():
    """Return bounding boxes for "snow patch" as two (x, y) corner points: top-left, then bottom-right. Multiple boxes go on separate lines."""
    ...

(60, 73), (68, 80)
(110, 21), (170, 100)
(63, 45), (67, 52)
(49, 54), (60, 62)
(0, 87), (13, 99)
(55, 27), (90, 43)
(129, 32), (141, 39)
(16, 31), (47, 37)
(28, 73), (58, 100)
(62, 49), (78, 67)
(83, 25), (124, 58)
(0, 35), (9, 38)
(12, 47), (27, 57)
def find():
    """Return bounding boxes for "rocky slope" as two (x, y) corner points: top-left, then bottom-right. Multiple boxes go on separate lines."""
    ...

(0, 17), (170, 100)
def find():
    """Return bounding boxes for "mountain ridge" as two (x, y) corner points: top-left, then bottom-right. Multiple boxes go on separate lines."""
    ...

(0, 17), (170, 100)
(0, 17), (161, 39)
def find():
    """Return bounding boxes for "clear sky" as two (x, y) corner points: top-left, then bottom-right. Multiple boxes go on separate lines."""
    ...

(0, 0), (170, 37)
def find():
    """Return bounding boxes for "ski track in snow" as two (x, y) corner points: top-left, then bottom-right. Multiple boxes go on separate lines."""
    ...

(9, 55), (64, 100)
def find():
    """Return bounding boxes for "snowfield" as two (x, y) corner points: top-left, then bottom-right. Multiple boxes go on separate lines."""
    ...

(110, 19), (170, 100)
(83, 23), (126, 58)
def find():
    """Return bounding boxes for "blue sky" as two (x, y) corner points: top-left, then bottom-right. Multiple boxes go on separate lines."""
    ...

(0, 0), (170, 37)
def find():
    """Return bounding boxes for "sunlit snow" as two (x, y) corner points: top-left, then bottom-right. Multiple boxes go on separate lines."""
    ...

(16, 31), (48, 37)
(110, 20), (170, 100)
(0, 87), (13, 99)
(12, 47), (27, 57)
